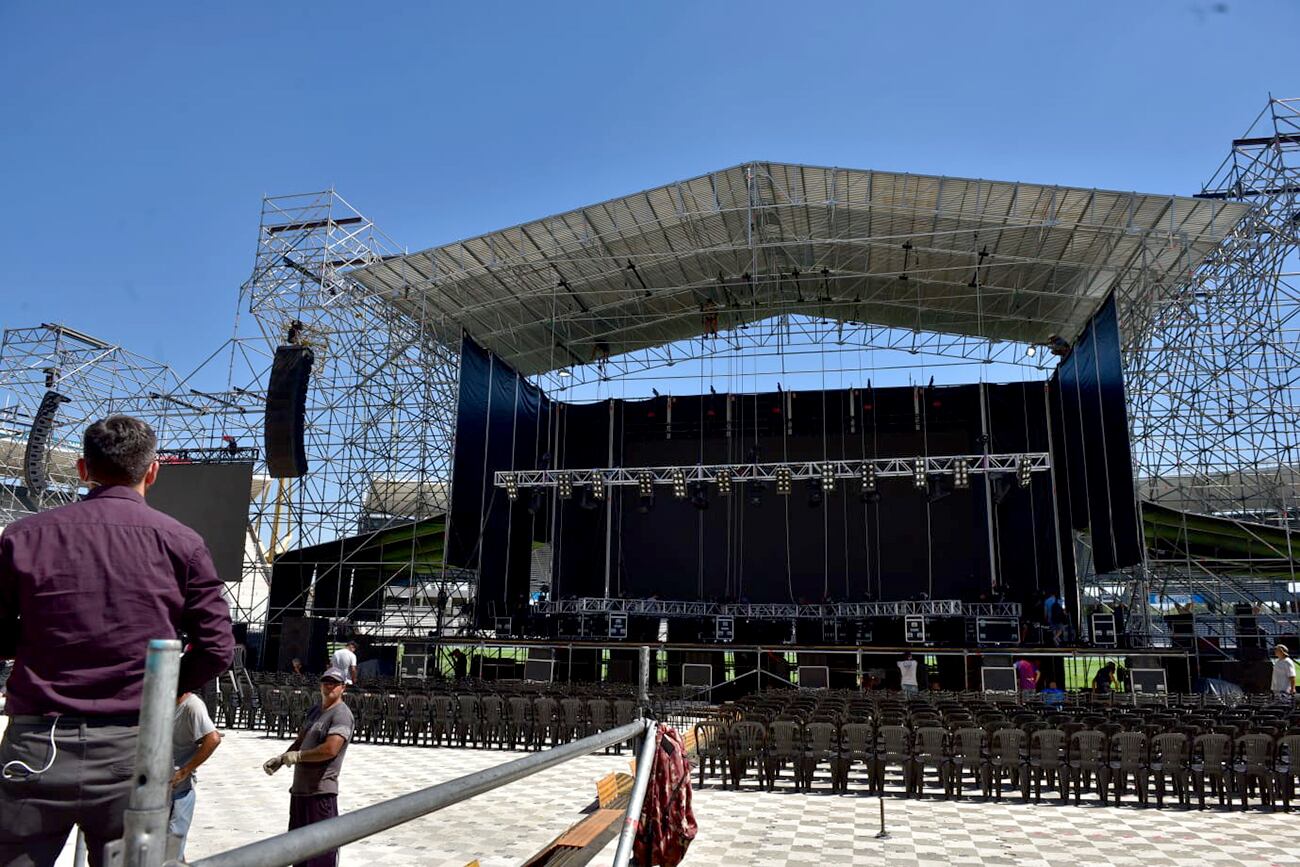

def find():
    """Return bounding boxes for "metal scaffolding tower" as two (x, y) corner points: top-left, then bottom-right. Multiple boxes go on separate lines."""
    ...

(227, 190), (463, 635)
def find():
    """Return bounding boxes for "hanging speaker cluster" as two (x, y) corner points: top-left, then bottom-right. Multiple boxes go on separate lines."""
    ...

(23, 390), (71, 499)
(264, 344), (314, 478)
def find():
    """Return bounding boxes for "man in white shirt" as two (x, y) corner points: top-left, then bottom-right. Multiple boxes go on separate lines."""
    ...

(330, 641), (358, 685)
(897, 652), (919, 696)
(1273, 644), (1296, 699)
(167, 692), (222, 861)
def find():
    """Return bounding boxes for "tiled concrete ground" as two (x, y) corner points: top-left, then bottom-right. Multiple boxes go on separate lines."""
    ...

(17, 722), (1299, 866)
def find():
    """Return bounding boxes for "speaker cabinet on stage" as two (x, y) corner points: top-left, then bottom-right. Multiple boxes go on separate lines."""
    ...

(277, 616), (329, 672)
(264, 344), (314, 478)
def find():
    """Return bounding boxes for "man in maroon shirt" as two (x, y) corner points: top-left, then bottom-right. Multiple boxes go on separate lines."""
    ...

(0, 415), (234, 867)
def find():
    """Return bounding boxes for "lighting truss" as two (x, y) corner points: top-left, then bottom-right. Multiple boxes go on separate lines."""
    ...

(497, 453), (1049, 490)
(533, 596), (1013, 619)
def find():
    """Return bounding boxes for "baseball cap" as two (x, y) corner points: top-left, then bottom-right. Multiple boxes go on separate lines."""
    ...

(320, 666), (348, 684)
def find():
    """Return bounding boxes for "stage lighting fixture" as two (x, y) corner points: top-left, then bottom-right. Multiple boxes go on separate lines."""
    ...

(953, 458), (970, 489)
(504, 472), (519, 501)
(1026, 345), (1037, 357)
(579, 486), (600, 511)
(775, 466), (792, 495)
(527, 488), (544, 515)
(808, 481), (824, 508)
(860, 461), (877, 493)
(591, 474), (606, 502)
(821, 462), (836, 492)
(716, 468), (733, 496)
(1017, 456), (1032, 487)
(913, 458), (928, 490)
(637, 471), (654, 498)
(671, 467), (688, 499)
(557, 473), (573, 499)
(690, 481), (709, 511)
(747, 480), (765, 507)
(927, 475), (952, 503)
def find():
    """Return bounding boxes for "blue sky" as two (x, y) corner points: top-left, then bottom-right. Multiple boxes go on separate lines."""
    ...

(1, 1), (1297, 381)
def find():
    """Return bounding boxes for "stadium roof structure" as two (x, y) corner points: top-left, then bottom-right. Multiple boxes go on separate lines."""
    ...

(348, 162), (1251, 376)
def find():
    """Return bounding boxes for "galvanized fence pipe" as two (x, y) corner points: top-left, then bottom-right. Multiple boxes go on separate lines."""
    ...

(184, 719), (653, 867)
(610, 721), (660, 867)
(106, 638), (182, 867)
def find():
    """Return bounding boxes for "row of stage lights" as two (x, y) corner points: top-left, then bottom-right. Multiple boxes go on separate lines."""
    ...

(504, 456), (1033, 511)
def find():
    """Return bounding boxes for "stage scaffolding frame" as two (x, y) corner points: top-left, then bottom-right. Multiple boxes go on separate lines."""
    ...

(7, 101), (1298, 655)
(0, 323), (218, 514)
(207, 190), (464, 638)
(196, 104), (1300, 643)
(1114, 97), (1300, 640)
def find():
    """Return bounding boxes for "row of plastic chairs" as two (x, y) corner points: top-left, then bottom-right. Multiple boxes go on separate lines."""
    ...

(693, 719), (1300, 810)
(247, 687), (639, 751)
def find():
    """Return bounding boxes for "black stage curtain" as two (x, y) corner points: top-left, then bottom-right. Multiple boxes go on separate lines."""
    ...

(447, 336), (550, 626)
(1050, 294), (1142, 574)
(549, 382), (1069, 610)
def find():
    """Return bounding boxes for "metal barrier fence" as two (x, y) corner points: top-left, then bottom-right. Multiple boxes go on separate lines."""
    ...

(106, 641), (658, 867)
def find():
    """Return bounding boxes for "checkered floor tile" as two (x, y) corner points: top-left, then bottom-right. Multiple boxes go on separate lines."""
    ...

(11, 723), (1295, 866)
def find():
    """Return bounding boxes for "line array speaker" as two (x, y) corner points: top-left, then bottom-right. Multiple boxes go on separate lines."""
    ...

(24, 390), (70, 499)
(264, 345), (313, 478)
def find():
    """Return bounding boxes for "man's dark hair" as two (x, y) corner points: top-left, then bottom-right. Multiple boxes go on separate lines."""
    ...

(83, 415), (157, 485)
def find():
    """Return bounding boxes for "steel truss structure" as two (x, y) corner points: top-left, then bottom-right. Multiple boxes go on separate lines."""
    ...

(1114, 98), (1300, 640)
(0, 323), (212, 515)
(496, 453), (1048, 491)
(9, 102), (1294, 653)
(533, 596), (1016, 620)
(202, 191), (464, 633)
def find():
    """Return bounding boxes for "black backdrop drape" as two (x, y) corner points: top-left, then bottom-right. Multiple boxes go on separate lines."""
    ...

(449, 288), (1137, 626)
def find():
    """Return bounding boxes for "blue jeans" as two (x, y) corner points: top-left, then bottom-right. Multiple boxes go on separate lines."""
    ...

(168, 786), (197, 861)
(901, 684), (918, 696)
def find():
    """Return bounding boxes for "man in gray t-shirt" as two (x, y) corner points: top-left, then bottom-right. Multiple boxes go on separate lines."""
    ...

(264, 667), (355, 867)
(167, 692), (222, 861)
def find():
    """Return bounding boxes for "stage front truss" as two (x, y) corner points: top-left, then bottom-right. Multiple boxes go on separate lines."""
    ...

(535, 596), (1019, 619)
(496, 453), (1048, 490)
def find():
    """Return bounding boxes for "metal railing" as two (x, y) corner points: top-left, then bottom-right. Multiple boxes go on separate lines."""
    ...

(106, 641), (659, 867)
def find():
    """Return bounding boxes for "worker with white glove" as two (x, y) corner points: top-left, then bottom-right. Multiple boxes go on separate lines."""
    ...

(263, 667), (354, 867)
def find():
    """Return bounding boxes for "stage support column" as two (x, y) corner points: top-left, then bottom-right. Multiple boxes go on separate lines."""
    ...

(979, 383), (1001, 590)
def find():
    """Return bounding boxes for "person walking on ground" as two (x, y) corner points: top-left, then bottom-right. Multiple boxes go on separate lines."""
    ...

(897, 652), (919, 696)
(263, 667), (355, 867)
(167, 692), (222, 861)
(1272, 644), (1296, 700)
(1014, 656), (1040, 699)
(330, 641), (358, 685)
(0, 415), (234, 867)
